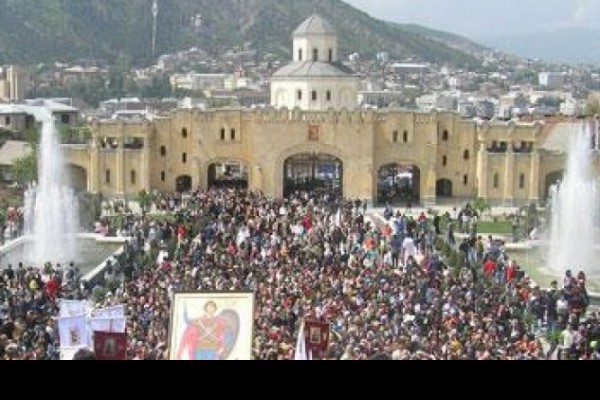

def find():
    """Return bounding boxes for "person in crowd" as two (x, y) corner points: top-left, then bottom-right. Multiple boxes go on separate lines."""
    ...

(0, 188), (598, 360)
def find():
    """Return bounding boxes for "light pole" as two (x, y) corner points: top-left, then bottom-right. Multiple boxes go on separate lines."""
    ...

(152, 0), (159, 60)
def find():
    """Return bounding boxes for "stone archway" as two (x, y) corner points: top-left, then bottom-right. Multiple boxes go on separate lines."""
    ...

(66, 164), (87, 193)
(276, 143), (346, 199)
(208, 161), (249, 190)
(376, 163), (421, 206)
(283, 152), (343, 198)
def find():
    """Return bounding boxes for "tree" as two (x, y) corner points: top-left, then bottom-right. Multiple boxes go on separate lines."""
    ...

(11, 124), (40, 186)
(586, 93), (600, 117)
(12, 150), (37, 186)
(136, 190), (153, 214)
(471, 198), (491, 218)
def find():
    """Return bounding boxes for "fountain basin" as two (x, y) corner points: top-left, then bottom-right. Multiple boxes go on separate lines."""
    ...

(0, 234), (123, 276)
(506, 244), (600, 296)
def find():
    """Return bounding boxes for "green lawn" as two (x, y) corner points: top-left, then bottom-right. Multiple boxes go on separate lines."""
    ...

(440, 218), (514, 236)
(476, 221), (513, 235)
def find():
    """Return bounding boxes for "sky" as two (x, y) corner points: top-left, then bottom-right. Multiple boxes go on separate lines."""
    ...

(344, 0), (600, 39)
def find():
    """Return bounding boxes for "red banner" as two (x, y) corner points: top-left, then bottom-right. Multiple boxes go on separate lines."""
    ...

(94, 332), (128, 361)
(304, 321), (330, 360)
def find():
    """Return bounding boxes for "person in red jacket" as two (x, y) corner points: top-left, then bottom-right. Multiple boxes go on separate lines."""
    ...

(45, 273), (60, 300)
(505, 261), (517, 282)
(483, 257), (496, 278)
(302, 215), (313, 232)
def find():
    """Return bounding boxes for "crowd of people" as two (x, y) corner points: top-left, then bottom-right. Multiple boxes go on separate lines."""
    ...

(0, 188), (599, 360)
(0, 207), (23, 246)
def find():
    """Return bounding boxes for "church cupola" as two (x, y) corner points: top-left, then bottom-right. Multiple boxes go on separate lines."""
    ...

(292, 15), (338, 63)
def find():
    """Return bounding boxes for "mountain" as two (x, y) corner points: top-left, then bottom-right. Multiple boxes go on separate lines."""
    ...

(391, 23), (489, 57)
(0, 0), (485, 68)
(484, 28), (600, 64)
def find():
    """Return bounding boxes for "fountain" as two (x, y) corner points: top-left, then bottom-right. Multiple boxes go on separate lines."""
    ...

(23, 110), (80, 265)
(547, 123), (599, 277)
(0, 109), (128, 276)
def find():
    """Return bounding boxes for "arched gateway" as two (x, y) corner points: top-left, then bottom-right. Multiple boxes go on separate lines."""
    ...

(283, 153), (343, 198)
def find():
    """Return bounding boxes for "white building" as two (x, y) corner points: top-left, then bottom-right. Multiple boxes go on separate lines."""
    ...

(415, 93), (457, 112)
(560, 97), (586, 117)
(0, 65), (29, 102)
(170, 73), (228, 92)
(271, 15), (358, 111)
(539, 72), (566, 89)
(389, 63), (429, 76)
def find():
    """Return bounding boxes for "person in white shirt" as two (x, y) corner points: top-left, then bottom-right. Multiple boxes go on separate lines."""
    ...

(402, 235), (417, 266)
(561, 324), (575, 359)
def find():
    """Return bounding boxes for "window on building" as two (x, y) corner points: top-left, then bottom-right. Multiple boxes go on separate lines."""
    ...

(328, 49), (333, 62)
(220, 129), (226, 141)
(442, 156), (448, 167)
(463, 150), (470, 161)
(463, 175), (469, 186)
(403, 131), (409, 143)
(182, 153), (187, 164)
(519, 174), (526, 189)
(161, 171), (166, 182)
(160, 146), (166, 157)
(298, 49), (303, 61)
(4, 116), (10, 125)
(313, 48), (318, 61)
(312, 91), (317, 101)
(131, 170), (136, 185)
(297, 90), (303, 101)
(494, 174), (500, 189)
(392, 131), (399, 143)
(105, 170), (111, 184)
(124, 137), (144, 150)
(182, 128), (188, 138)
(230, 129), (236, 141)
(61, 114), (70, 124)
(442, 130), (449, 141)
(326, 91), (332, 101)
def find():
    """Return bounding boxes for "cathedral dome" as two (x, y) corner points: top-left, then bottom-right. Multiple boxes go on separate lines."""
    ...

(293, 14), (336, 37)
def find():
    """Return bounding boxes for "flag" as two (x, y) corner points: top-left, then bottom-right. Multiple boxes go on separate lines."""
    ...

(93, 305), (125, 319)
(59, 300), (90, 318)
(94, 332), (128, 361)
(304, 320), (331, 360)
(58, 315), (90, 349)
(294, 322), (311, 361)
(90, 317), (127, 334)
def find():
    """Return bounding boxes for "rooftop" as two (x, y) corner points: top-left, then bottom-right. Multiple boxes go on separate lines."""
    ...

(272, 61), (354, 78)
(293, 14), (336, 37)
(0, 141), (31, 166)
(0, 99), (78, 122)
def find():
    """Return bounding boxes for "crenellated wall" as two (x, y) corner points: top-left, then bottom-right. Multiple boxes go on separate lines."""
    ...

(65, 108), (574, 206)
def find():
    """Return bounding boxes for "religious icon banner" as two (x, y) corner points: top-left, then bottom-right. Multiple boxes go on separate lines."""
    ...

(94, 332), (128, 361)
(168, 292), (255, 361)
(58, 315), (90, 349)
(304, 320), (331, 359)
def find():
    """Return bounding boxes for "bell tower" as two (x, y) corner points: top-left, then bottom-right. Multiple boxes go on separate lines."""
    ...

(292, 15), (338, 63)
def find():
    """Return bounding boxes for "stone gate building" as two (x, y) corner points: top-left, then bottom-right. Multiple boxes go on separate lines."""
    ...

(64, 15), (598, 206)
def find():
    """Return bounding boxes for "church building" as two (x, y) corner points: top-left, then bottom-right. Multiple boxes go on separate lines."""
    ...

(63, 15), (591, 207)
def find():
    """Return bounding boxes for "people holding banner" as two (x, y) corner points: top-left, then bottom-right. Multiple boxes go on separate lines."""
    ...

(1, 188), (600, 360)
